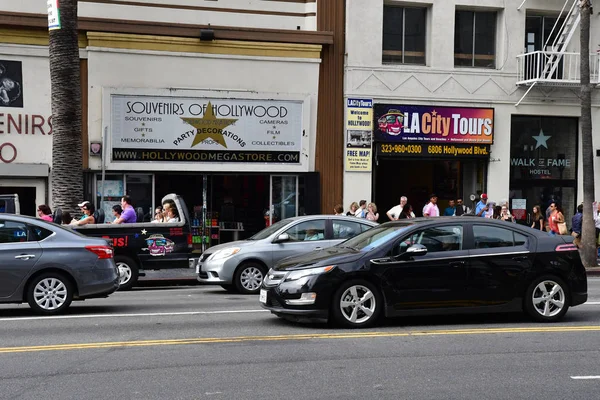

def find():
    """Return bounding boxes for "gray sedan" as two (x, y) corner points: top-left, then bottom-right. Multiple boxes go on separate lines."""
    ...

(0, 214), (119, 314)
(196, 215), (377, 294)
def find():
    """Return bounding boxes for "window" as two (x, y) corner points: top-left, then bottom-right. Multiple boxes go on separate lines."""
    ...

(383, 5), (426, 64)
(0, 200), (6, 213)
(0, 220), (31, 244)
(284, 220), (326, 242)
(454, 10), (496, 68)
(332, 220), (364, 240)
(397, 226), (463, 254)
(31, 225), (54, 241)
(473, 226), (529, 249)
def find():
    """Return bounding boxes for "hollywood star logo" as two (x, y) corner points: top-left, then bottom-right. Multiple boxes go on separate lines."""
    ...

(180, 102), (238, 148)
(532, 129), (551, 149)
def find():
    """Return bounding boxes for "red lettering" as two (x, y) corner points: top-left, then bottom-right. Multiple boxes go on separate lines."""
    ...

(7, 114), (21, 134)
(32, 115), (46, 135)
(48, 116), (53, 135)
(0, 143), (18, 163)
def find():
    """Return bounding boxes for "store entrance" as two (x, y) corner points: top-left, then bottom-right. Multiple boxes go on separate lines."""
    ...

(0, 186), (36, 216)
(374, 158), (484, 220)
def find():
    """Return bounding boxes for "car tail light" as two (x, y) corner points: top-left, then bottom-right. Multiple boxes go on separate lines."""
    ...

(555, 244), (578, 252)
(85, 245), (114, 259)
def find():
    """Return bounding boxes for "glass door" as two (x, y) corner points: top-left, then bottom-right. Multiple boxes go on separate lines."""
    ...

(269, 176), (299, 225)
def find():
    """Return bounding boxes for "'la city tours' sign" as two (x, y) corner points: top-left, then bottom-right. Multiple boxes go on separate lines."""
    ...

(373, 104), (494, 144)
(110, 95), (303, 164)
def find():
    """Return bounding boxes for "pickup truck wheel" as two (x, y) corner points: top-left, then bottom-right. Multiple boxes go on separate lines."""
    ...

(234, 262), (266, 294)
(27, 272), (73, 315)
(115, 256), (139, 291)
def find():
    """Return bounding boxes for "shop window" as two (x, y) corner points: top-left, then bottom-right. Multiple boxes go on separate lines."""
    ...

(454, 10), (496, 68)
(382, 5), (426, 65)
(509, 116), (578, 225)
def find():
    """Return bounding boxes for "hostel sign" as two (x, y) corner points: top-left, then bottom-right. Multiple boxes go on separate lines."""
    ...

(110, 95), (303, 164)
(373, 104), (494, 144)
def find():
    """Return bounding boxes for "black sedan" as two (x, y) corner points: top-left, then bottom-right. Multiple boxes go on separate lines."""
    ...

(259, 218), (587, 328)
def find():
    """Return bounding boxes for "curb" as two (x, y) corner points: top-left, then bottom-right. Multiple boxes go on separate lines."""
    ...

(586, 268), (600, 277)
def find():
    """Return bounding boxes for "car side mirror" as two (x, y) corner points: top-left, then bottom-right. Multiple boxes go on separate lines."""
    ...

(274, 233), (290, 243)
(394, 244), (428, 260)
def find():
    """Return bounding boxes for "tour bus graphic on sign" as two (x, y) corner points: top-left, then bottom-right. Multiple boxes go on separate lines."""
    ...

(373, 105), (494, 144)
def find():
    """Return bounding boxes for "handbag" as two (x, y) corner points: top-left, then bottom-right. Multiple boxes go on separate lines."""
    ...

(557, 222), (568, 235)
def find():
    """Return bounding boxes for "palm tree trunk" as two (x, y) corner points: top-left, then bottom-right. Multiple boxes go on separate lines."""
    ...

(578, 0), (596, 268)
(48, 0), (83, 216)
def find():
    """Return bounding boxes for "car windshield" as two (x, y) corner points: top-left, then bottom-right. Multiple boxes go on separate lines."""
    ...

(337, 224), (412, 252)
(248, 218), (295, 240)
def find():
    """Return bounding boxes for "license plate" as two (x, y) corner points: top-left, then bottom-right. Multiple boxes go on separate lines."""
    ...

(195, 263), (200, 274)
(259, 289), (267, 304)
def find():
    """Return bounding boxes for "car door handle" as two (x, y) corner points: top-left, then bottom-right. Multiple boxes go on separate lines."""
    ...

(449, 261), (466, 267)
(15, 254), (36, 260)
(512, 256), (528, 262)
(314, 247), (323, 250)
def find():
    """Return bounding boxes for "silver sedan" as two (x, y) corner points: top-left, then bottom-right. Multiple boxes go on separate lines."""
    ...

(197, 215), (377, 294)
(0, 214), (120, 314)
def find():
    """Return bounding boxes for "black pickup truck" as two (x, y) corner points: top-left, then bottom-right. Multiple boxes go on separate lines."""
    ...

(71, 194), (196, 290)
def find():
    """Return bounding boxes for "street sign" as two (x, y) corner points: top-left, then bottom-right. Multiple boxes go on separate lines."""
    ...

(47, 0), (61, 30)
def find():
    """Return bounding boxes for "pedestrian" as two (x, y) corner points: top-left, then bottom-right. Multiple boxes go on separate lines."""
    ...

(333, 204), (344, 215)
(444, 200), (456, 216)
(355, 200), (367, 218)
(37, 204), (53, 222)
(152, 206), (164, 223)
(454, 198), (470, 216)
(112, 204), (123, 223)
(386, 196), (408, 220)
(73, 203), (96, 226)
(500, 205), (515, 222)
(531, 205), (545, 232)
(366, 203), (379, 221)
(346, 202), (359, 217)
(593, 202), (600, 245)
(571, 204), (583, 248)
(61, 211), (73, 225)
(423, 194), (440, 217)
(475, 194), (490, 217)
(547, 202), (566, 235)
(399, 204), (413, 219)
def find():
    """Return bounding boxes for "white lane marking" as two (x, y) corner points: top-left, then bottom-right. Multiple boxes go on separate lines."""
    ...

(571, 376), (600, 380)
(583, 302), (600, 305)
(0, 309), (269, 322)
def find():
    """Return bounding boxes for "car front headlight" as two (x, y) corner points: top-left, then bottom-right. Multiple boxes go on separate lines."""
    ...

(284, 265), (335, 282)
(208, 247), (241, 261)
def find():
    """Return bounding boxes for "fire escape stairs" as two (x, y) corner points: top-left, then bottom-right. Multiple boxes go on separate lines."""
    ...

(516, 0), (582, 106)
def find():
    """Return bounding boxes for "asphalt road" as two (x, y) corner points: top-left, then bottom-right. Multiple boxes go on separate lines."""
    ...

(0, 279), (599, 400)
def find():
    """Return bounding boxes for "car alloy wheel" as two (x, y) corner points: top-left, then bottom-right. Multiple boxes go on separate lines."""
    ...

(332, 280), (381, 328)
(117, 262), (132, 286)
(114, 256), (139, 291)
(525, 275), (570, 322)
(235, 263), (266, 294)
(27, 273), (73, 315)
(531, 280), (566, 317)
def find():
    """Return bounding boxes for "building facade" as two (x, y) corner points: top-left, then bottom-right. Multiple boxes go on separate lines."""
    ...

(344, 0), (600, 224)
(0, 0), (346, 242)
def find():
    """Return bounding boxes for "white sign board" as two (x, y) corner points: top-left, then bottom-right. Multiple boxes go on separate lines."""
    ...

(512, 199), (527, 210)
(110, 95), (303, 164)
(47, 0), (61, 30)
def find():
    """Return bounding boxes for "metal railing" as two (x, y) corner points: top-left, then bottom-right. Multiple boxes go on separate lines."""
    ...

(516, 51), (600, 85)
